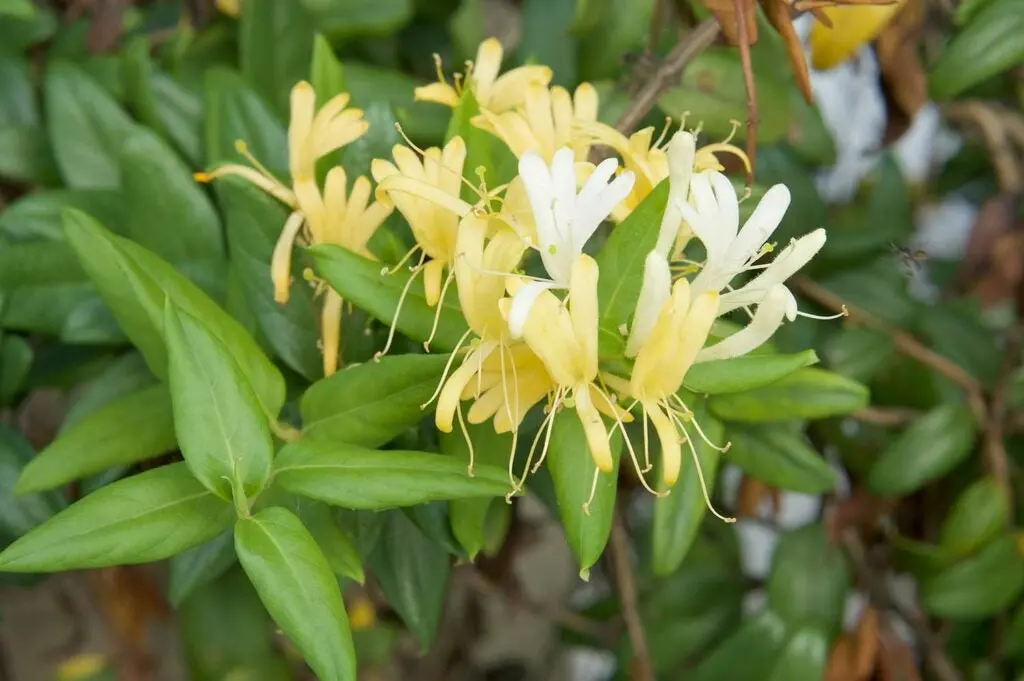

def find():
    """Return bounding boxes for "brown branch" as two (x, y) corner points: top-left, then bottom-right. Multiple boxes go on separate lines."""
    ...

(615, 18), (722, 134)
(943, 101), (1023, 194)
(841, 530), (963, 681)
(852, 406), (923, 427)
(610, 507), (653, 681)
(732, 0), (757, 180)
(982, 327), (1022, 514)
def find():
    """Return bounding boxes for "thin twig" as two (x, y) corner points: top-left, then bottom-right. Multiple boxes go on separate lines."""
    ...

(647, 0), (667, 54)
(852, 406), (923, 427)
(615, 18), (722, 134)
(943, 101), (1023, 194)
(791, 276), (988, 422)
(732, 0), (757, 180)
(841, 530), (963, 681)
(983, 327), (1022, 514)
(609, 507), (653, 681)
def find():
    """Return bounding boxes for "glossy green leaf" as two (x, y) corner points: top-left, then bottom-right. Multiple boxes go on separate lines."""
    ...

(708, 368), (869, 422)
(62, 210), (285, 420)
(930, 0), (1024, 100)
(888, 533), (958, 579)
(577, 0), (651, 80)
(0, 462), (233, 572)
(44, 61), (137, 188)
(203, 67), (288, 169)
(940, 477), (1009, 558)
(547, 409), (621, 577)
(726, 425), (836, 494)
(767, 626), (830, 681)
(216, 177), (321, 380)
(819, 256), (915, 326)
(119, 126), (224, 263)
(122, 36), (165, 138)
(239, 0), (315, 118)
(690, 609), (789, 681)
(821, 327), (893, 383)
(275, 438), (511, 509)
(150, 71), (203, 167)
(310, 34), (345, 106)
(0, 4), (55, 56)
(922, 535), (1024, 618)
(0, 1), (35, 20)
(293, 499), (364, 583)
(310, 244), (469, 350)
(440, 422), (513, 559)
(684, 351), (818, 395)
(168, 530), (237, 607)
(165, 303), (273, 501)
(519, 0), (576, 85)
(0, 334), (31, 404)
(236, 507), (356, 681)
(60, 352), (154, 429)
(301, 0), (413, 41)
(768, 524), (852, 636)
(369, 509), (449, 649)
(0, 425), (65, 540)
(343, 62), (448, 144)
(0, 241), (85, 288)
(0, 124), (60, 184)
(868, 403), (977, 497)
(652, 406), (725, 576)
(15, 384), (175, 494)
(595, 180), (670, 356)
(301, 353), (447, 445)
(0, 189), (124, 242)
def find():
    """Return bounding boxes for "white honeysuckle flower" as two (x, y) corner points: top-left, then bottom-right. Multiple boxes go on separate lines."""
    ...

(625, 250), (672, 358)
(696, 284), (790, 363)
(507, 146), (635, 337)
(654, 130), (696, 258)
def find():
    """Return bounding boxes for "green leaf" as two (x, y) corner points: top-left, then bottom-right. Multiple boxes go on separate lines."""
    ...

(922, 535), (1024, 618)
(274, 438), (511, 509)
(690, 609), (788, 681)
(821, 327), (893, 383)
(239, 0), (315, 119)
(122, 36), (165, 138)
(0, 57), (36, 125)
(684, 351), (818, 395)
(62, 210), (285, 420)
(767, 524), (852, 636)
(0, 4), (56, 57)
(236, 506), (356, 681)
(441, 422), (514, 560)
(708, 368), (869, 422)
(60, 352), (154, 430)
(203, 67), (288, 169)
(821, 156), (911, 260)
(595, 179), (670, 357)
(918, 304), (1001, 389)
(930, 0), (1024, 100)
(216, 176), (321, 380)
(165, 302), (274, 501)
(292, 499), (364, 583)
(0, 124), (61, 184)
(578, 0), (652, 81)
(301, 353), (447, 445)
(300, 0), (413, 40)
(0, 189), (124, 242)
(0, 0), (35, 19)
(519, 0), (577, 85)
(369, 509), (449, 650)
(819, 256), (914, 326)
(767, 626), (830, 681)
(0, 425), (65, 540)
(868, 403), (977, 497)
(15, 384), (176, 494)
(0, 462), (233, 572)
(151, 71), (203, 167)
(0, 241), (85, 288)
(310, 34), (345, 106)
(652, 406), (725, 576)
(726, 425), (836, 494)
(0, 334), (32, 404)
(119, 126), (224, 263)
(343, 62), (448, 144)
(547, 409), (620, 577)
(168, 530), (237, 607)
(44, 61), (137, 188)
(1006, 603), (1024, 660)
(940, 478), (1009, 558)
(309, 244), (469, 351)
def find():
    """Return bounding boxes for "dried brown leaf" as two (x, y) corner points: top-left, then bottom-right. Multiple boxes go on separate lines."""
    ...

(953, 193), (1021, 305)
(877, 628), (922, 681)
(699, 0), (758, 44)
(876, 0), (927, 119)
(852, 606), (880, 679)
(824, 635), (858, 681)
(762, 0), (814, 103)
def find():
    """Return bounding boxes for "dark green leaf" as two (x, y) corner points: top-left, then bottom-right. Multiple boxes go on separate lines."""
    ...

(689, 609), (788, 681)
(820, 156), (910, 260)
(369, 509), (449, 650)
(1006, 603), (1024, 660)
(0, 241), (85, 288)
(151, 72), (203, 167)
(547, 409), (620, 577)
(239, 0), (315, 119)
(301, 353), (447, 445)
(818, 256), (914, 326)
(726, 425), (836, 494)
(44, 61), (137, 188)
(930, 0), (1024, 100)
(310, 34), (345, 106)
(519, 0), (576, 85)
(940, 478), (1009, 558)
(821, 327), (893, 383)
(0, 463), (233, 572)
(652, 406), (725, 576)
(0, 124), (61, 184)
(274, 438), (511, 509)
(766, 626), (829, 681)
(62, 210), (285, 420)
(204, 67), (288, 169)
(868, 403), (977, 497)
(577, 0), (652, 80)
(309, 244), (469, 351)
(300, 0), (413, 39)
(0, 425), (65, 540)
(292, 499), (364, 583)
(0, 334), (31, 404)
(169, 530), (237, 607)
(60, 352), (154, 430)
(343, 62), (448, 143)
(236, 506), (356, 681)
(918, 304), (1001, 389)
(922, 535), (1024, 618)
(767, 524), (851, 636)
(684, 351), (818, 395)
(0, 189), (124, 242)
(15, 384), (175, 494)
(0, 57), (37, 126)
(122, 36), (165, 138)
(165, 302), (274, 501)
(709, 368), (868, 422)
(595, 180), (670, 357)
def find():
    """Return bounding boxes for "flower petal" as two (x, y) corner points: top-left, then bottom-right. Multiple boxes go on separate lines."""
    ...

(696, 285), (789, 362)
(414, 82), (460, 107)
(626, 250), (672, 358)
(505, 280), (554, 339)
(725, 183), (792, 270)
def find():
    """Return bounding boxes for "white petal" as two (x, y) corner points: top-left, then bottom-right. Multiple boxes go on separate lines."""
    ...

(577, 157), (619, 206)
(725, 183), (791, 270)
(625, 251), (672, 357)
(519, 151), (559, 255)
(718, 228), (826, 316)
(550, 147), (576, 244)
(577, 169), (634, 246)
(695, 285), (789, 362)
(689, 172), (717, 215)
(655, 132), (696, 258)
(506, 281), (554, 339)
(709, 171), (740, 245)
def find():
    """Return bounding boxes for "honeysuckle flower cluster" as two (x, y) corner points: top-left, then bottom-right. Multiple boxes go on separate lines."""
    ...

(197, 38), (834, 518)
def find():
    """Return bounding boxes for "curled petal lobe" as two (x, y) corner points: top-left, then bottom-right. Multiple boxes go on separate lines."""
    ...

(626, 251), (672, 358)
(575, 385), (613, 473)
(697, 285), (789, 362)
(414, 82), (460, 107)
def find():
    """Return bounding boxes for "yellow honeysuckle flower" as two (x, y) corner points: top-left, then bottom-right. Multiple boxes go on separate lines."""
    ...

(216, 0), (240, 17)
(196, 81), (387, 377)
(415, 38), (553, 113)
(809, 1), (908, 71)
(472, 82), (600, 162)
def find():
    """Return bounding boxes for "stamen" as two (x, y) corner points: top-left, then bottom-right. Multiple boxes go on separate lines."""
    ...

(420, 327), (474, 409)
(674, 414), (736, 523)
(797, 306), (848, 321)
(424, 265), (457, 351)
(499, 340), (522, 491)
(234, 140), (282, 184)
(653, 116), (673, 149)
(582, 467), (601, 516)
(593, 389), (663, 498)
(456, 252), (559, 285)
(375, 254), (426, 361)
(431, 53), (447, 85)
(455, 402), (476, 477)
(392, 123), (495, 207)
(381, 244), (422, 276)
(669, 394), (731, 453)
(641, 405), (652, 473)
(722, 120), (741, 145)
(529, 388), (564, 475)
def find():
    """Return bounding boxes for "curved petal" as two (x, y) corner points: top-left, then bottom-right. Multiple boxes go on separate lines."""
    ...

(626, 251), (672, 358)
(696, 285), (788, 362)
(473, 38), (504, 94)
(414, 82), (460, 107)
(725, 183), (792, 270)
(505, 280), (555, 339)
(489, 66), (554, 112)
